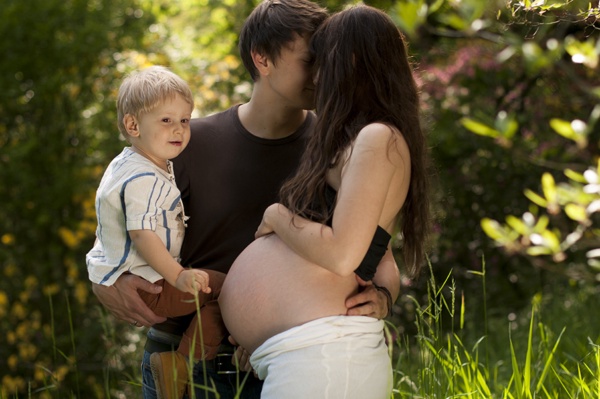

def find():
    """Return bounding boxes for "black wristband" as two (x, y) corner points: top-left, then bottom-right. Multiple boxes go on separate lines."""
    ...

(373, 283), (393, 318)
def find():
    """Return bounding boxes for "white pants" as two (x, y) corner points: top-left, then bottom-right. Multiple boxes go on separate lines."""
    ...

(250, 316), (392, 399)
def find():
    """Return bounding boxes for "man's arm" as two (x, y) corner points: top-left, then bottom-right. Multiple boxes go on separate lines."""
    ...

(345, 248), (400, 319)
(92, 274), (166, 327)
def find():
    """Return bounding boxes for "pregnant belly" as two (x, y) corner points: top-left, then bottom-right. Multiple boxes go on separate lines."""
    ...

(219, 234), (357, 353)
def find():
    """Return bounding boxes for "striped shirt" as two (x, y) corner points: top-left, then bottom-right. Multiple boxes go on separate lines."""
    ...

(86, 147), (187, 286)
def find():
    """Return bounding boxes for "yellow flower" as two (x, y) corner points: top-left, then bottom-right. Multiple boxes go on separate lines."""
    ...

(16, 321), (31, 339)
(1, 375), (26, 394)
(75, 281), (89, 306)
(11, 301), (26, 320)
(19, 291), (30, 303)
(43, 284), (60, 296)
(24, 275), (38, 290)
(66, 257), (79, 280)
(55, 365), (70, 382)
(1, 233), (15, 245)
(7, 355), (18, 370)
(7, 331), (16, 345)
(34, 367), (46, 382)
(0, 291), (7, 317)
(18, 342), (38, 360)
(58, 226), (79, 248)
(4, 263), (17, 277)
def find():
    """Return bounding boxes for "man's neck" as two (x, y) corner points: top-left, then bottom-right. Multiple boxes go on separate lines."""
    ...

(238, 100), (307, 140)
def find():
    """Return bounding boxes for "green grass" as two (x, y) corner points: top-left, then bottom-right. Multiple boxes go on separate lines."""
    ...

(390, 263), (600, 398)
(4, 265), (600, 398)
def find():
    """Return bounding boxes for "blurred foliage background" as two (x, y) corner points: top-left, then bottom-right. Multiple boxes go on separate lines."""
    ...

(0, 0), (598, 397)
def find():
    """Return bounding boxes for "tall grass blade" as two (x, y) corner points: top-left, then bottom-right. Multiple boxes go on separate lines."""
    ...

(535, 326), (565, 393)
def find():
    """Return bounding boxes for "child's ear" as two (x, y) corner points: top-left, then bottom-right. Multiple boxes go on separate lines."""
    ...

(123, 114), (140, 138)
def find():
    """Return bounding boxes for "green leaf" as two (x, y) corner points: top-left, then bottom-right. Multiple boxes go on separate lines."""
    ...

(461, 117), (500, 138)
(506, 215), (528, 235)
(522, 41), (551, 73)
(550, 118), (579, 141)
(565, 169), (587, 183)
(541, 230), (561, 252)
(481, 218), (517, 243)
(527, 246), (554, 256)
(525, 189), (548, 207)
(564, 203), (588, 222)
(495, 111), (518, 139)
(541, 173), (557, 204)
(481, 218), (502, 240)
(391, 0), (426, 38)
(533, 215), (550, 233)
(565, 35), (599, 69)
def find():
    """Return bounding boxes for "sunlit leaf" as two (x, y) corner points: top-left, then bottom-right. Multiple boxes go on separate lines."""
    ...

(391, 0), (426, 38)
(564, 169), (587, 183)
(541, 173), (557, 204)
(564, 203), (588, 222)
(550, 118), (579, 141)
(541, 229), (561, 252)
(480, 218), (517, 243)
(527, 246), (553, 256)
(565, 35), (599, 68)
(495, 111), (519, 139)
(533, 215), (550, 233)
(506, 215), (528, 235)
(525, 189), (548, 207)
(522, 41), (551, 73)
(461, 118), (500, 138)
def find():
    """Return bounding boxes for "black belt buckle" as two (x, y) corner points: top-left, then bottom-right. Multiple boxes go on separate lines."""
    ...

(215, 352), (237, 375)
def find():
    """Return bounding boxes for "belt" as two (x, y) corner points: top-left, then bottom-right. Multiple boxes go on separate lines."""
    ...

(145, 334), (238, 375)
(202, 352), (238, 375)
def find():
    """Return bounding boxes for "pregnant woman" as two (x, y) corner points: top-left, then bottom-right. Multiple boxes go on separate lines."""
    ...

(219, 5), (431, 398)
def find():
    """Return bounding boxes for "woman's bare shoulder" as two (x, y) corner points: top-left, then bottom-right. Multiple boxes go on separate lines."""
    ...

(355, 123), (409, 161)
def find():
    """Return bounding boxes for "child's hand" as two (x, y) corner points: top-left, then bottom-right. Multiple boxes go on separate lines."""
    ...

(175, 269), (212, 295)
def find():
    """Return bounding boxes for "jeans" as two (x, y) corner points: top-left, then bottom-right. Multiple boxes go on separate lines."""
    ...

(141, 350), (263, 399)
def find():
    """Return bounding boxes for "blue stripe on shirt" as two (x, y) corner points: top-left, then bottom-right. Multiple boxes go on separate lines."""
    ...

(99, 171), (155, 285)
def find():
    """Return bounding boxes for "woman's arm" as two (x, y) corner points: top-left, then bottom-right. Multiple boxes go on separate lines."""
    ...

(257, 123), (408, 277)
(372, 247), (401, 301)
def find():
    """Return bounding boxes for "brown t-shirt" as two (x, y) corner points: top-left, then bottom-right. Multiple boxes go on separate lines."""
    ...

(153, 104), (314, 335)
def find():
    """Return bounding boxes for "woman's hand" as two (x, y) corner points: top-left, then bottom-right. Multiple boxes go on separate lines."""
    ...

(255, 203), (280, 239)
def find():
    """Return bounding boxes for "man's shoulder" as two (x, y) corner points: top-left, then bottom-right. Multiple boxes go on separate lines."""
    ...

(190, 105), (239, 134)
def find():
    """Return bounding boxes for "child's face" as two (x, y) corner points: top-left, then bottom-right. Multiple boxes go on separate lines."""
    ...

(128, 94), (192, 170)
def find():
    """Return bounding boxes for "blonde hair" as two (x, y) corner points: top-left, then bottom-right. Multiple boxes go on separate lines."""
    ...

(116, 66), (194, 137)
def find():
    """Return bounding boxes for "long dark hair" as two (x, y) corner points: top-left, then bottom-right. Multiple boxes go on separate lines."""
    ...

(279, 5), (430, 276)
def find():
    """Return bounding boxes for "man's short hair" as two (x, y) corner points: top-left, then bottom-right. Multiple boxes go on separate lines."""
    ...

(239, 0), (328, 81)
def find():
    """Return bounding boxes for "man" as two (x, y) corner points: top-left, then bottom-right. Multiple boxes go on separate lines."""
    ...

(92, 0), (399, 398)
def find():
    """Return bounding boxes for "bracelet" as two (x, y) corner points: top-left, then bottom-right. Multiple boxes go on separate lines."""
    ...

(373, 283), (393, 318)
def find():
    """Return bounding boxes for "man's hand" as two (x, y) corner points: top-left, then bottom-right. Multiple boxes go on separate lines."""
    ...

(92, 274), (166, 327)
(345, 276), (389, 319)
